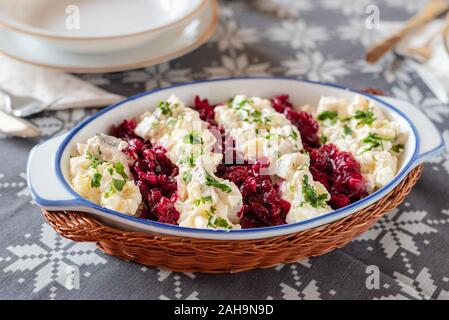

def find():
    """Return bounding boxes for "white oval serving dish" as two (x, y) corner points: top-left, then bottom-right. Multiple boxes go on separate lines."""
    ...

(0, 0), (207, 53)
(27, 77), (445, 240)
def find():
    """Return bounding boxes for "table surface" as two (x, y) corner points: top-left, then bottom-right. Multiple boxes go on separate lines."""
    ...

(1, 0), (449, 300)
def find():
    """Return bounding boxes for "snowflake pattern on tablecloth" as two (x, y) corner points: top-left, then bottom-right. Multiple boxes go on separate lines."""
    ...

(203, 53), (272, 78)
(1, 0), (449, 299)
(211, 20), (260, 52)
(1, 224), (106, 299)
(282, 51), (350, 82)
(356, 209), (438, 260)
(0, 172), (29, 200)
(122, 63), (193, 90)
(391, 86), (449, 123)
(267, 21), (329, 50)
(357, 57), (415, 85)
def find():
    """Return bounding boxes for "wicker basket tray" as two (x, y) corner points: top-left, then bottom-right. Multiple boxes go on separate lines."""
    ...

(42, 165), (423, 273)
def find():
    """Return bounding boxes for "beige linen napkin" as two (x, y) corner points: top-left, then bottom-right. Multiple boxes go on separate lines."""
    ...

(0, 55), (125, 110)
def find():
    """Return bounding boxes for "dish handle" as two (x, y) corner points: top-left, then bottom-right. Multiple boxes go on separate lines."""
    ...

(27, 133), (83, 210)
(381, 96), (445, 166)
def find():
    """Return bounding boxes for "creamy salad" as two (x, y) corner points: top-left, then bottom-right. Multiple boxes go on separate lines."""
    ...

(70, 134), (142, 215)
(69, 93), (405, 230)
(316, 95), (405, 193)
(134, 95), (242, 229)
(214, 95), (331, 223)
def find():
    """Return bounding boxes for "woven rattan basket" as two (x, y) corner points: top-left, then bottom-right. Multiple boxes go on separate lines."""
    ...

(42, 165), (423, 273)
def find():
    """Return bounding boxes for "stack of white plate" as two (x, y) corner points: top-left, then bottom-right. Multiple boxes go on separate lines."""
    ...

(0, 0), (218, 73)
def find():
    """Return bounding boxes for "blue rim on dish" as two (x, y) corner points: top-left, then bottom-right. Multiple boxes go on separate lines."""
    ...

(38, 77), (440, 235)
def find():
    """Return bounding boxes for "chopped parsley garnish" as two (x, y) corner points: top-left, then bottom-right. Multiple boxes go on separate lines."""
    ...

(207, 214), (231, 229)
(252, 109), (262, 120)
(182, 172), (192, 183)
(354, 109), (376, 126)
(91, 173), (102, 188)
(103, 184), (115, 199)
(265, 132), (283, 140)
(183, 131), (203, 145)
(289, 130), (298, 141)
(114, 162), (129, 180)
(158, 101), (172, 116)
(205, 172), (232, 193)
(317, 110), (338, 121)
(237, 98), (252, 109)
(107, 167), (114, 175)
(320, 135), (328, 144)
(392, 144), (404, 153)
(343, 125), (352, 136)
(179, 154), (197, 167)
(361, 132), (385, 152)
(213, 217), (232, 229)
(241, 109), (271, 125)
(86, 151), (104, 169)
(194, 195), (213, 206)
(232, 97), (253, 109)
(245, 110), (262, 123)
(103, 178), (126, 199)
(206, 216), (213, 228)
(301, 175), (328, 209)
(112, 178), (126, 192)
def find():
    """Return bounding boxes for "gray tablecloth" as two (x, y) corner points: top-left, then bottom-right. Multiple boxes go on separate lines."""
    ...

(1, 0), (449, 300)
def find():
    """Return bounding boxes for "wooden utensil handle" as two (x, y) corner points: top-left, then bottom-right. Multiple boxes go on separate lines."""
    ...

(365, 0), (449, 63)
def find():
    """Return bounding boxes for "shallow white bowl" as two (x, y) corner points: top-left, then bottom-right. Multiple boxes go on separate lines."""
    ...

(27, 78), (444, 240)
(0, 0), (207, 53)
(0, 0), (217, 73)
